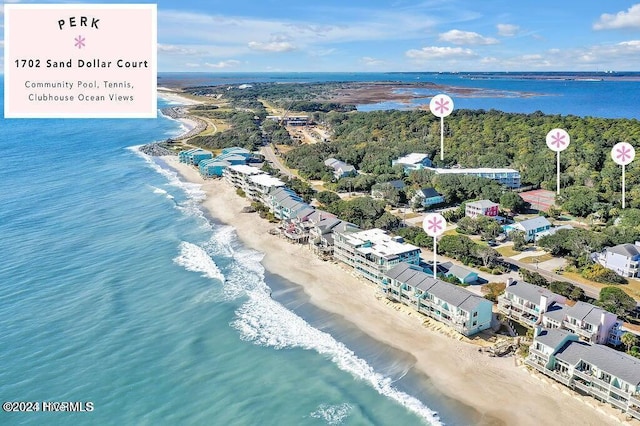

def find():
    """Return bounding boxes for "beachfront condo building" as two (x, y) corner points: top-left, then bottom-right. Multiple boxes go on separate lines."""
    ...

(426, 166), (521, 188)
(267, 187), (307, 220)
(384, 262), (493, 336)
(497, 278), (567, 327)
(178, 148), (213, 166)
(223, 164), (285, 204)
(333, 228), (421, 285)
(526, 326), (640, 420)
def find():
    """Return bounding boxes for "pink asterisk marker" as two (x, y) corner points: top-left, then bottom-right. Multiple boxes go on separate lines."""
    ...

(74, 35), (86, 49)
(434, 97), (450, 115)
(427, 216), (443, 234)
(550, 131), (566, 149)
(617, 145), (632, 163)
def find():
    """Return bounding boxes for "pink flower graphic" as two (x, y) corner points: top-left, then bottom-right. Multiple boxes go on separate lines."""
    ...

(616, 145), (633, 163)
(550, 131), (566, 149)
(434, 97), (450, 115)
(426, 216), (443, 234)
(74, 35), (86, 49)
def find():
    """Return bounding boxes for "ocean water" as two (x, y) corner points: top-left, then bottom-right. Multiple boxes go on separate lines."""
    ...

(0, 78), (476, 425)
(2, 72), (638, 425)
(161, 71), (640, 119)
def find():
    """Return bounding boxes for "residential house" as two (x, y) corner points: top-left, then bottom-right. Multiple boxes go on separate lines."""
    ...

(534, 224), (574, 240)
(411, 188), (445, 208)
(596, 242), (640, 278)
(384, 262), (493, 336)
(465, 200), (499, 218)
(426, 166), (521, 188)
(526, 327), (640, 420)
(497, 278), (567, 327)
(444, 264), (478, 284)
(392, 153), (432, 173)
(503, 216), (551, 242)
(371, 180), (406, 199)
(325, 158), (358, 180)
(333, 228), (421, 285)
(542, 301), (620, 345)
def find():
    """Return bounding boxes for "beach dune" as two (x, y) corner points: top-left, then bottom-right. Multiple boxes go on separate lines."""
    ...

(163, 155), (631, 426)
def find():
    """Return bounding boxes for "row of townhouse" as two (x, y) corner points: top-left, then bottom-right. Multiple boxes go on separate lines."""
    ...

(384, 262), (493, 336)
(527, 326), (640, 420)
(497, 278), (624, 346)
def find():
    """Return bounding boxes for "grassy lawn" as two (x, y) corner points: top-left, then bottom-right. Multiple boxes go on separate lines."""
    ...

(443, 229), (458, 236)
(519, 254), (554, 264)
(496, 245), (521, 258)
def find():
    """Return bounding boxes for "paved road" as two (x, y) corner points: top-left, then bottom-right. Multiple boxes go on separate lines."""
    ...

(260, 144), (295, 179)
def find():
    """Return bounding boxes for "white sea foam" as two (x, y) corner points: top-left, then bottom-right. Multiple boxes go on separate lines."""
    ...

(148, 185), (175, 200)
(233, 290), (442, 426)
(310, 403), (353, 425)
(135, 144), (442, 425)
(173, 241), (225, 282)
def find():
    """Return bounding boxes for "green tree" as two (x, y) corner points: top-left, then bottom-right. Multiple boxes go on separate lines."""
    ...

(316, 190), (340, 206)
(510, 231), (527, 251)
(500, 192), (526, 213)
(598, 286), (636, 318)
(622, 332), (638, 352)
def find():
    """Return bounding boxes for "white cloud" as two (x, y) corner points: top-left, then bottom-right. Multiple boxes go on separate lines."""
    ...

(360, 56), (385, 66)
(594, 4), (640, 30)
(204, 59), (240, 69)
(157, 44), (204, 55)
(248, 41), (296, 52)
(406, 46), (476, 60)
(438, 29), (498, 45)
(497, 24), (519, 37)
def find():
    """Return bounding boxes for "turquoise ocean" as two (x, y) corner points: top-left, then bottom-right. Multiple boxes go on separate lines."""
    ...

(1, 73), (638, 426)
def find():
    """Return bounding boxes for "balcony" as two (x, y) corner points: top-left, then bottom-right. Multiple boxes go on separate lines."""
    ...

(628, 407), (640, 420)
(608, 396), (629, 411)
(529, 347), (549, 360)
(609, 385), (631, 399)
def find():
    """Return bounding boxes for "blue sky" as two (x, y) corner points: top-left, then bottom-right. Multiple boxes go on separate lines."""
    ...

(2, 0), (640, 72)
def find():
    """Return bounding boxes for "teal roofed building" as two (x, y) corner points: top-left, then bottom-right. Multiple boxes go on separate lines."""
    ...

(216, 153), (248, 165)
(178, 148), (213, 166)
(221, 147), (252, 158)
(199, 160), (231, 177)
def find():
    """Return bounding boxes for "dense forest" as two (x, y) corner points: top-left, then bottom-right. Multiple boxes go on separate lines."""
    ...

(285, 109), (640, 213)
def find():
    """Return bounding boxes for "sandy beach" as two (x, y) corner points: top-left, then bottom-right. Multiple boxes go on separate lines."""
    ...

(160, 155), (635, 426)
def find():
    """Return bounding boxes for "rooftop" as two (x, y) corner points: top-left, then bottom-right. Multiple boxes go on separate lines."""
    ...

(513, 216), (551, 232)
(394, 153), (430, 165)
(555, 340), (640, 385)
(249, 174), (286, 188)
(565, 301), (612, 324)
(505, 280), (561, 305)
(227, 164), (263, 175)
(535, 327), (575, 349)
(607, 243), (640, 258)
(427, 166), (519, 175)
(340, 228), (419, 259)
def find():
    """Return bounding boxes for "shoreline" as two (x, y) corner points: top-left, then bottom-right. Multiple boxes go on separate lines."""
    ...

(160, 155), (631, 426)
